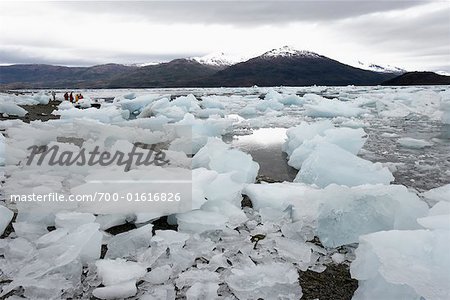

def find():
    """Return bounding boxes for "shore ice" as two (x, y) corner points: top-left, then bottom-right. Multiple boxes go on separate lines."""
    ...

(0, 87), (447, 299)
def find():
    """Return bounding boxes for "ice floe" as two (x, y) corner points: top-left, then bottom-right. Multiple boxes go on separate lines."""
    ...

(0, 86), (448, 299)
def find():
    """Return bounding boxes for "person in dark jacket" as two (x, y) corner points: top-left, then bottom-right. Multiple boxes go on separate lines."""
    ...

(64, 92), (69, 101)
(69, 92), (74, 102)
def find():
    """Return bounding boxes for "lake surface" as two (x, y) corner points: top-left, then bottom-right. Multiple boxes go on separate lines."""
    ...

(228, 128), (298, 181)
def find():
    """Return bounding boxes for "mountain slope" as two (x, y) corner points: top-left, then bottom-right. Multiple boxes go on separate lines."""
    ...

(353, 61), (406, 74)
(382, 72), (450, 86)
(0, 64), (137, 88)
(107, 59), (219, 88)
(188, 52), (247, 68)
(202, 46), (397, 87)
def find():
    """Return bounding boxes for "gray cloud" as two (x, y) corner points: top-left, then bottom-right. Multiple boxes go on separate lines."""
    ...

(0, 0), (447, 71)
(56, 1), (431, 25)
(0, 46), (199, 67)
(333, 5), (450, 67)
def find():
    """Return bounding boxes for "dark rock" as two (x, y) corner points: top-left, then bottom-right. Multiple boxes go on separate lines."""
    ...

(382, 71), (450, 86)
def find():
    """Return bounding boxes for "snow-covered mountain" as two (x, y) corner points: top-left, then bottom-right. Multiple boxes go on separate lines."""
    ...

(261, 46), (322, 59)
(126, 62), (161, 67)
(206, 46), (395, 87)
(353, 60), (406, 74)
(189, 52), (248, 67)
(436, 70), (450, 76)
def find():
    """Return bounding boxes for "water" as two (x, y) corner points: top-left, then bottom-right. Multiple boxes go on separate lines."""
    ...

(361, 115), (450, 191)
(228, 128), (297, 181)
(229, 117), (450, 190)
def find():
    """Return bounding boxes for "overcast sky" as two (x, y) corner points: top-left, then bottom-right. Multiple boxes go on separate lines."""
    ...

(0, 1), (449, 72)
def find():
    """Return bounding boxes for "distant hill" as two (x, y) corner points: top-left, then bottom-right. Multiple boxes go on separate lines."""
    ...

(382, 72), (450, 86)
(107, 59), (220, 88)
(201, 46), (396, 87)
(0, 63), (137, 89)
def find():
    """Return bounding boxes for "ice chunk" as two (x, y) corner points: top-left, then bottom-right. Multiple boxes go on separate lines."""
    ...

(264, 88), (283, 101)
(243, 182), (316, 211)
(316, 184), (428, 247)
(238, 106), (258, 116)
(0, 102), (28, 117)
(256, 99), (284, 112)
(429, 201), (450, 216)
(174, 113), (233, 138)
(331, 253), (346, 264)
(288, 127), (367, 169)
(273, 237), (312, 270)
(191, 168), (218, 209)
(169, 135), (208, 155)
(440, 90), (450, 124)
(176, 210), (228, 233)
(12, 222), (48, 241)
(175, 269), (219, 289)
(186, 282), (219, 300)
(171, 94), (201, 112)
(0, 223), (102, 298)
(106, 223), (153, 259)
(92, 280), (137, 299)
(55, 211), (96, 231)
(192, 138), (229, 167)
(95, 214), (129, 230)
(226, 262), (302, 299)
(64, 222), (103, 264)
(54, 106), (129, 123)
(0, 205), (13, 235)
(200, 98), (225, 109)
(95, 258), (146, 286)
(397, 137), (432, 149)
(143, 265), (172, 284)
(341, 119), (368, 128)
(120, 94), (161, 115)
(35, 228), (69, 248)
(203, 173), (244, 205)
(200, 200), (247, 226)
(195, 108), (224, 118)
(140, 285), (176, 299)
(304, 98), (367, 118)
(351, 229), (450, 300)
(283, 120), (334, 156)
(423, 184), (450, 203)
(154, 105), (186, 121)
(279, 94), (305, 106)
(193, 138), (259, 183)
(32, 92), (51, 104)
(295, 143), (394, 187)
(209, 149), (259, 183)
(152, 229), (190, 248)
(417, 214), (450, 230)
(120, 115), (170, 131)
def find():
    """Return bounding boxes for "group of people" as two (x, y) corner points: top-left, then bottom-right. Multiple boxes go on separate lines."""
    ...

(63, 92), (84, 103)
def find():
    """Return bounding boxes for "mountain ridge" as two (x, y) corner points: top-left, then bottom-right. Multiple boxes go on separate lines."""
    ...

(0, 46), (445, 89)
